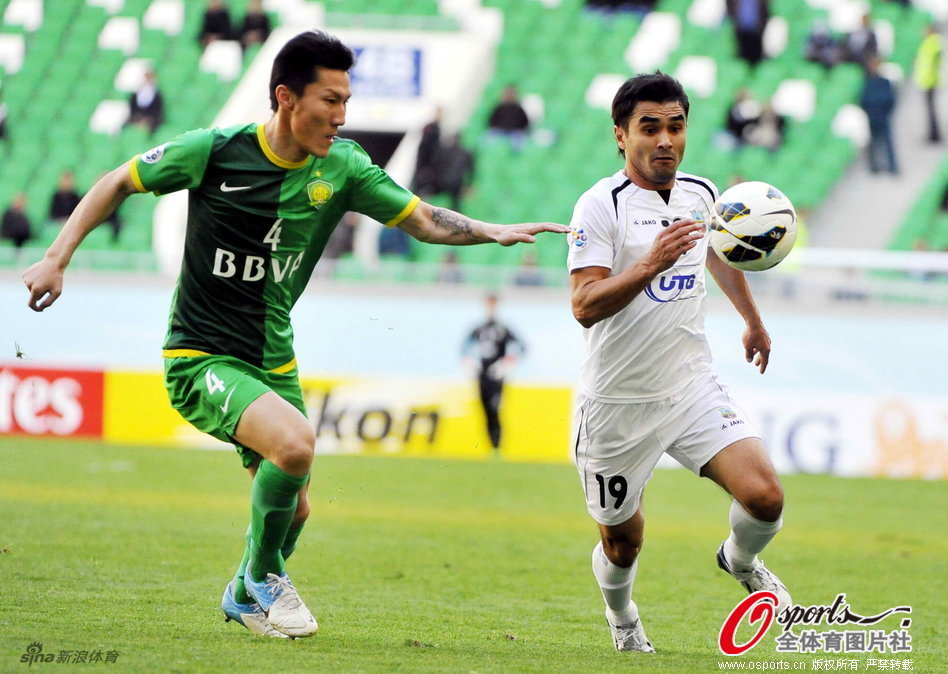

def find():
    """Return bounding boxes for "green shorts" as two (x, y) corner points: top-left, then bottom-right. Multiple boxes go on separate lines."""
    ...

(163, 354), (307, 468)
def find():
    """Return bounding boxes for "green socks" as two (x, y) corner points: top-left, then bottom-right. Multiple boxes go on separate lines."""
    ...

(234, 522), (306, 604)
(246, 460), (309, 583)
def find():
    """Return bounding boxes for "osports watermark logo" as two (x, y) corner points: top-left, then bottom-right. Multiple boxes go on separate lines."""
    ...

(719, 592), (912, 657)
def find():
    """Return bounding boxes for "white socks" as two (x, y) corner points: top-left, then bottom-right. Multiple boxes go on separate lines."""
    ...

(723, 499), (782, 572)
(592, 541), (639, 625)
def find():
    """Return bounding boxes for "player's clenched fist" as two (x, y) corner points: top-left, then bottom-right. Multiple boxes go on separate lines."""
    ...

(646, 218), (705, 273)
(23, 258), (63, 312)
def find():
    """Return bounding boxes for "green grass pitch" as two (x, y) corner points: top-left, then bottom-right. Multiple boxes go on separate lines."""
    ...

(0, 438), (944, 672)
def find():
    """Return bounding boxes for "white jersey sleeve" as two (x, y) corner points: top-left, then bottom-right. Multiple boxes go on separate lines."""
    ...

(567, 181), (618, 272)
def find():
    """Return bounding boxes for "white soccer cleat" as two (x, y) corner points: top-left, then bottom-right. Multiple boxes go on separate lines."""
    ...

(221, 581), (289, 638)
(244, 572), (319, 638)
(607, 615), (656, 653)
(716, 543), (792, 614)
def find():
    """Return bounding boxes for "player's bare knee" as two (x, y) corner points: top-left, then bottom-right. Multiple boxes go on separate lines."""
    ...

(275, 425), (316, 475)
(743, 482), (784, 522)
(602, 536), (642, 568)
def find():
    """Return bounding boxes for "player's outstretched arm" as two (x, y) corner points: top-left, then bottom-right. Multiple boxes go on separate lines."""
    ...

(397, 201), (568, 246)
(23, 162), (140, 312)
(706, 249), (771, 373)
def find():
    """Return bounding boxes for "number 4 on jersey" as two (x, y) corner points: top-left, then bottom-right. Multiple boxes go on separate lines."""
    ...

(263, 218), (283, 251)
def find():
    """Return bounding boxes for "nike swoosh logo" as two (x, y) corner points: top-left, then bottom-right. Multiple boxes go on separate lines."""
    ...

(221, 182), (252, 192)
(220, 388), (236, 413)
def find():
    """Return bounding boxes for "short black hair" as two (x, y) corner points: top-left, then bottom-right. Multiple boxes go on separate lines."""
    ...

(269, 30), (355, 111)
(611, 72), (690, 129)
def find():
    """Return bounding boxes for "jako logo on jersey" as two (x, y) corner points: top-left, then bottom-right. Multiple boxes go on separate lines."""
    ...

(568, 227), (587, 248)
(644, 273), (696, 302)
(141, 143), (168, 164)
(307, 180), (334, 208)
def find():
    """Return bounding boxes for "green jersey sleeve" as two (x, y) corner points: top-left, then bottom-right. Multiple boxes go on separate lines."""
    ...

(130, 128), (215, 196)
(344, 142), (419, 227)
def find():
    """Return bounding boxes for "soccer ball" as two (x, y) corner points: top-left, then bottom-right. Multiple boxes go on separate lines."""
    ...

(709, 181), (797, 272)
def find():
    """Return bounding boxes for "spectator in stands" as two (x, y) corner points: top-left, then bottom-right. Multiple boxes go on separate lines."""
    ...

(2, 193), (32, 251)
(805, 19), (840, 69)
(726, 0), (771, 67)
(437, 251), (465, 283)
(913, 23), (942, 144)
(238, 0), (271, 51)
(49, 171), (81, 224)
(724, 88), (761, 148)
(430, 133), (475, 212)
(127, 68), (165, 134)
(860, 56), (898, 175)
(843, 12), (879, 70)
(378, 221), (412, 257)
(744, 102), (786, 152)
(199, 0), (233, 48)
(485, 84), (531, 151)
(411, 107), (442, 195)
(513, 251), (545, 287)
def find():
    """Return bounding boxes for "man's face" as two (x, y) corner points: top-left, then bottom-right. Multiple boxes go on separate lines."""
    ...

(615, 100), (687, 189)
(285, 68), (351, 158)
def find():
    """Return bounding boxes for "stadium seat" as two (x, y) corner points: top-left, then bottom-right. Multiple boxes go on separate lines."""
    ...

(674, 56), (717, 99)
(687, 0), (725, 28)
(584, 73), (624, 111)
(89, 99), (131, 136)
(3, 0), (42, 31)
(763, 15), (788, 58)
(771, 79), (816, 122)
(625, 12), (681, 73)
(831, 103), (870, 148)
(114, 57), (152, 93)
(143, 0), (184, 35)
(87, 0), (125, 13)
(199, 39), (243, 82)
(98, 16), (141, 55)
(0, 33), (24, 74)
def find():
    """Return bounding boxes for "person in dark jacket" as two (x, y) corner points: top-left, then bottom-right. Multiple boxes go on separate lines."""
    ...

(860, 56), (898, 174)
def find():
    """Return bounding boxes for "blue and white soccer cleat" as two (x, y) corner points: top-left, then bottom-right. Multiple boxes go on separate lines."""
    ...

(717, 543), (792, 614)
(221, 581), (289, 638)
(244, 572), (319, 638)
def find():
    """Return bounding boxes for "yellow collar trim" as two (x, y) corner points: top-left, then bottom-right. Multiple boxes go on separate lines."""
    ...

(256, 123), (309, 169)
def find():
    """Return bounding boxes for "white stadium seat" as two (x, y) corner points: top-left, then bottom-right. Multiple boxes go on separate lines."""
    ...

(625, 12), (680, 74)
(912, 0), (948, 22)
(114, 58), (152, 93)
(143, 0), (184, 36)
(521, 93), (545, 125)
(87, 0), (125, 14)
(674, 56), (717, 99)
(832, 104), (869, 148)
(771, 79), (816, 122)
(687, 0), (725, 29)
(0, 33), (25, 75)
(585, 73), (626, 111)
(827, 0), (870, 34)
(879, 61), (904, 85)
(98, 16), (140, 55)
(200, 39), (243, 82)
(3, 0), (43, 32)
(874, 19), (894, 58)
(89, 99), (131, 136)
(763, 16), (788, 58)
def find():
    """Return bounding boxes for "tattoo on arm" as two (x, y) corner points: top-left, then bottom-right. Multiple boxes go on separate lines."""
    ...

(431, 208), (474, 241)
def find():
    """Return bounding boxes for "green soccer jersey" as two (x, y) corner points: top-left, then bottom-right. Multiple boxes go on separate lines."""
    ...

(131, 123), (419, 371)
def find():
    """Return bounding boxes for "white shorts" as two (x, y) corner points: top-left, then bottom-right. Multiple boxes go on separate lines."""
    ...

(572, 372), (759, 526)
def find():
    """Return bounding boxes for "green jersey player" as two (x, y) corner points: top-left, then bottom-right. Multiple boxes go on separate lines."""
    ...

(23, 30), (566, 639)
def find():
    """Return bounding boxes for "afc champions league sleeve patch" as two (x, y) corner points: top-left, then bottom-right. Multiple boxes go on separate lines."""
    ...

(141, 143), (169, 164)
(568, 226), (588, 249)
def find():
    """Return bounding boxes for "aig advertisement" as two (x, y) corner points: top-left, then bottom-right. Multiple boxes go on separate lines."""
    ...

(0, 363), (944, 479)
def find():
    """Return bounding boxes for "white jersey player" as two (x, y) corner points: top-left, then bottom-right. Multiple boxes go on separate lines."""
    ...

(567, 73), (792, 653)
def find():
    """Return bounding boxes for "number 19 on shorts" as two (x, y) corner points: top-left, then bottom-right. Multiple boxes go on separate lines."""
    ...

(595, 474), (628, 509)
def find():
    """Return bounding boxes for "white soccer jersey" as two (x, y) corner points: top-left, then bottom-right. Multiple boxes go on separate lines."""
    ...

(567, 170), (719, 402)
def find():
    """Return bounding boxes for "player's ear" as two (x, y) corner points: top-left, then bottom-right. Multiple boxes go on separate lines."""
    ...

(274, 84), (295, 111)
(614, 125), (625, 153)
